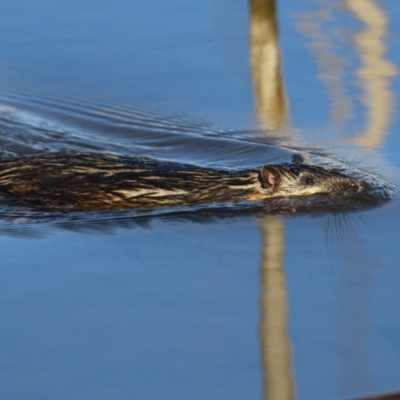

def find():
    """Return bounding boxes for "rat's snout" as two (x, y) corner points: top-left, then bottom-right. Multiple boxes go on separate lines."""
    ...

(349, 179), (362, 193)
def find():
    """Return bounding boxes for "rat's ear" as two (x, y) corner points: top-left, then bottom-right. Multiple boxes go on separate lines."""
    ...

(260, 166), (280, 188)
(292, 154), (304, 164)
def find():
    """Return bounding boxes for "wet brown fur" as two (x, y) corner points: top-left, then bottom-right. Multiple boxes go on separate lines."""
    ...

(0, 152), (361, 211)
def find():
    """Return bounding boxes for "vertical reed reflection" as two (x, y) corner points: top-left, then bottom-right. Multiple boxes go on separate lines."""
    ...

(297, 0), (397, 146)
(249, 1), (294, 398)
(296, 3), (353, 128)
(344, 0), (398, 147)
(260, 218), (295, 400)
(249, 0), (288, 130)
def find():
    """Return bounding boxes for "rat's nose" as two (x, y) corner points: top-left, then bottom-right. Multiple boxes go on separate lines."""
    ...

(349, 180), (362, 192)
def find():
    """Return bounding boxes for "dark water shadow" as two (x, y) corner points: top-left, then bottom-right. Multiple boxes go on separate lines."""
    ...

(0, 192), (389, 239)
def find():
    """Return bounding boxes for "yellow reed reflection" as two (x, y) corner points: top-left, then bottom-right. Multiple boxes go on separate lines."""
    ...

(297, 0), (397, 148)
(296, 3), (353, 128)
(249, 1), (294, 399)
(249, 0), (288, 130)
(260, 218), (295, 400)
(344, 0), (398, 147)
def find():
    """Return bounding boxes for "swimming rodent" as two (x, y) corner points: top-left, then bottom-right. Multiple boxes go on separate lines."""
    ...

(0, 152), (362, 211)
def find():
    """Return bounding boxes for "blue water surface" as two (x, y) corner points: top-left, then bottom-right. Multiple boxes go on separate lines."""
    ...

(0, 0), (400, 399)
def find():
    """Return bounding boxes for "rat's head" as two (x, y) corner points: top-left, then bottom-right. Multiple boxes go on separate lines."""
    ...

(258, 155), (362, 198)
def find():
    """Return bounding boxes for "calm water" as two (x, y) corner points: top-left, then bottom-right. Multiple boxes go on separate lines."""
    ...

(0, 1), (400, 399)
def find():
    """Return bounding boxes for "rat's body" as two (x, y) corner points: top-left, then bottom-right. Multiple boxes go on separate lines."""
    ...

(0, 152), (362, 211)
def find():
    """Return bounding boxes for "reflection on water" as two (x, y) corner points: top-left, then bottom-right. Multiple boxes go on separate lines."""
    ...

(249, 0), (288, 131)
(344, 0), (398, 147)
(296, 3), (354, 128)
(249, 1), (294, 399)
(297, 0), (397, 146)
(260, 217), (295, 400)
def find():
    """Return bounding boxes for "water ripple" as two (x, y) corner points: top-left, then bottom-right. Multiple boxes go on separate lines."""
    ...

(0, 81), (395, 236)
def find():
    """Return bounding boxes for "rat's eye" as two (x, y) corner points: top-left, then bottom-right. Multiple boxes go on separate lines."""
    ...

(302, 177), (314, 185)
(299, 174), (315, 186)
